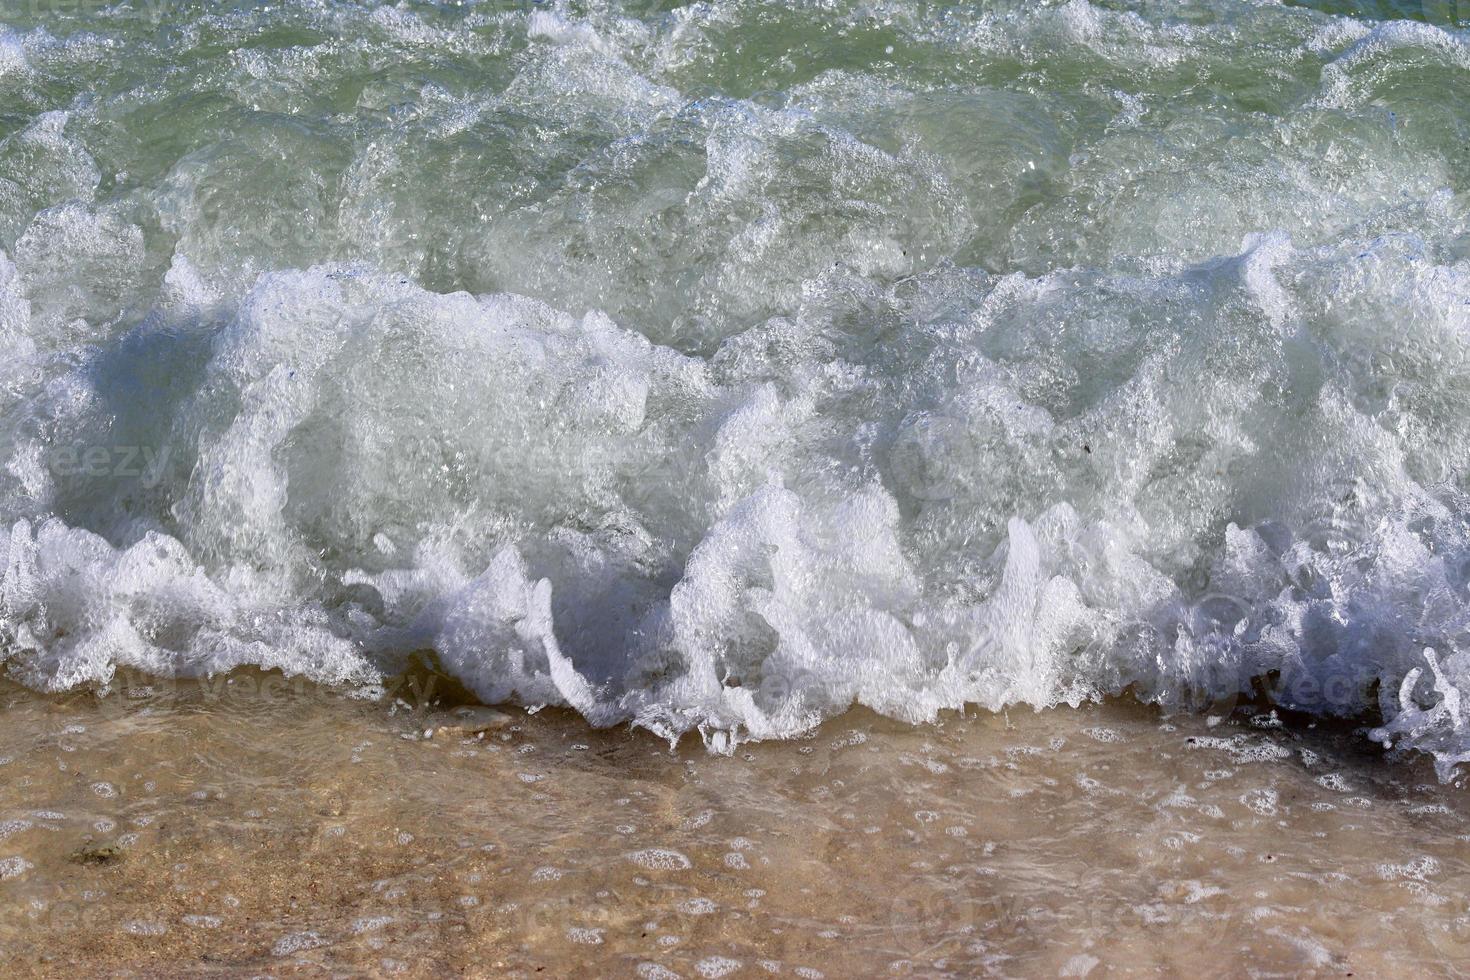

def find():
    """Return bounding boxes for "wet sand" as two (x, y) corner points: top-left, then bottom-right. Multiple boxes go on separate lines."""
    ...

(0, 672), (1467, 978)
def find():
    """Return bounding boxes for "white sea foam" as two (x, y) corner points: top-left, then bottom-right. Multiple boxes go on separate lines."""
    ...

(0, 0), (1468, 775)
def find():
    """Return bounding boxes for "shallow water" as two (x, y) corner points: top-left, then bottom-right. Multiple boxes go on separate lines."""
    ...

(0, 681), (1468, 977)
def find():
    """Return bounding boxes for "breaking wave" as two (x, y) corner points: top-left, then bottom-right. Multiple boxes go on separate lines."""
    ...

(1, 0), (1470, 773)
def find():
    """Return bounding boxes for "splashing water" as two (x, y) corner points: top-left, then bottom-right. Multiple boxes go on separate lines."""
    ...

(1, 0), (1469, 772)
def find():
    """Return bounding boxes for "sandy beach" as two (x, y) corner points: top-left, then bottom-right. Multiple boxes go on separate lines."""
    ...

(1, 675), (1466, 977)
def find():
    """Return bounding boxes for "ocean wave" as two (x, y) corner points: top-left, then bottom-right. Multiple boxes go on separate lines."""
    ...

(0, 0), (1469, 774)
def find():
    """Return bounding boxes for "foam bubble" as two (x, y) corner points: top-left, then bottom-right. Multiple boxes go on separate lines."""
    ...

(626, 849), (693, 871)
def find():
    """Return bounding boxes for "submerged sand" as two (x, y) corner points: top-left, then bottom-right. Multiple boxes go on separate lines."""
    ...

(0, 673), (1467, 978)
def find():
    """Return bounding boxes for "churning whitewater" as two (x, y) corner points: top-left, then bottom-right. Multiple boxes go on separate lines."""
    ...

(0, 0), (1469, 771)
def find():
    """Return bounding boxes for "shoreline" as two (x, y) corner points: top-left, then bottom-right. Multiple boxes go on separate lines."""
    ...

(0, 675), (1466, 977)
